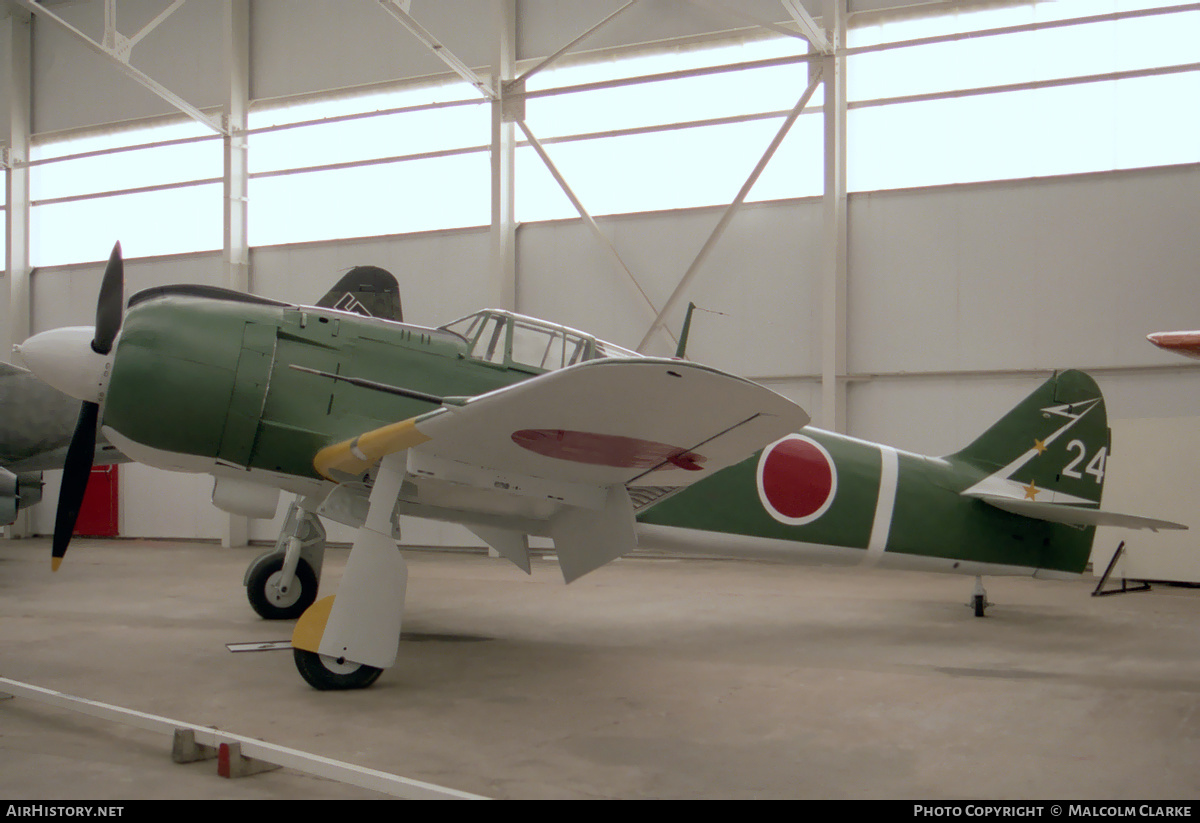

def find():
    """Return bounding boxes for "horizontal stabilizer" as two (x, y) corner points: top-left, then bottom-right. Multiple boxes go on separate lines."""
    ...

(969, 494), (1188, 532)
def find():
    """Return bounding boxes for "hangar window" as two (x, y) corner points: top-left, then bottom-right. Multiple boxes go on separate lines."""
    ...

(27, 121), (223, 267)
(517, 36), (821, 222)
(247, 84), (490, 247)
(9, 0), (1196, 267)
(847, 0), (1200, 190)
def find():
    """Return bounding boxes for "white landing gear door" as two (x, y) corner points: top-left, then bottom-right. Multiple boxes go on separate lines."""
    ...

(316, 453), (408, 670)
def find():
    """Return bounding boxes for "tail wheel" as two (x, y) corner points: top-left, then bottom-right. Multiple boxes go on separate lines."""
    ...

(247, 555), (318, 620)
(293, 649), (383, 690)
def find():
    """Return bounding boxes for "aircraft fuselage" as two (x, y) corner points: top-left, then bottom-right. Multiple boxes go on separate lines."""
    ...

(103, 290), (1094, 580)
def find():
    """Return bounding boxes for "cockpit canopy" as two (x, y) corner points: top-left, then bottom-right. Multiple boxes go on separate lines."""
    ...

(438, 309), (640, 373)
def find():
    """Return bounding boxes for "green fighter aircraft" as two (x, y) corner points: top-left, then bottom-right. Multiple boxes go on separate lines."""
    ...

(16, 244), (1185, 690)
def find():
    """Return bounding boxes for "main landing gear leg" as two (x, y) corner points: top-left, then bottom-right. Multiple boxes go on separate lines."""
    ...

(245, 497), (327, 620)
(969, 575), (990, 617)
(292, 454), (408, 690)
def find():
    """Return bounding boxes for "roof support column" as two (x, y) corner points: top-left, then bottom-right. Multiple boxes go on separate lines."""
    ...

(222, 0), (251, 548)
(820, 0), (848, 433)
(490, 0), (517, 311)
(223, 0), (249, 294)
(4, 6), (32, 362)
(4, 7), (33, 540)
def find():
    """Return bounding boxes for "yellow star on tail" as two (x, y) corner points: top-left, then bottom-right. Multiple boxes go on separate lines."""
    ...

(1033, 439), (1047, 455)
(1023, 480), (1039, 500)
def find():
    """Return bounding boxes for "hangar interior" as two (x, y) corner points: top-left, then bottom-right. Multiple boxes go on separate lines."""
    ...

(2, 0), (1200, 801)
(2, 0), (1199, 551)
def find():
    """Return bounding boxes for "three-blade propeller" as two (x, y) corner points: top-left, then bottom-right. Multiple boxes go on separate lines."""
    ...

(51, 242), (124, 571)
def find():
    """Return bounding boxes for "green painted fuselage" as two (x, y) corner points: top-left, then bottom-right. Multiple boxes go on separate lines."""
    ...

(105, 292), (523, 480)
(637, 430), (1093, 576)
(104, 291), (1102, 579)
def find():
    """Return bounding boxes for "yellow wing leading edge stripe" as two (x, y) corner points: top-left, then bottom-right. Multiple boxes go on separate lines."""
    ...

(313, 417), (432, 479)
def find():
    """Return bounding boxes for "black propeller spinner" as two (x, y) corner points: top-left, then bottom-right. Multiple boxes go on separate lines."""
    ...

(52, 242), (124, 571)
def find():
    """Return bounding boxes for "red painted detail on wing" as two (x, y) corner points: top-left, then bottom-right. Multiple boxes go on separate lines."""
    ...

(666, 452), (704, 471)
(511, 429), (705, 471)
(760, 436), (834, 520)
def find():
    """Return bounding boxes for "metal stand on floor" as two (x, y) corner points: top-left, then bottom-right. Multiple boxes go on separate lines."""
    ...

(1092, 541), (1152, 597)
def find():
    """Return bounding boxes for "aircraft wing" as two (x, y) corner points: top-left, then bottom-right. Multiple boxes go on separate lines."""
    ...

(966, 493), (1187, 532)
(315, 357), (809, 580)
(318, 357), (808, 487)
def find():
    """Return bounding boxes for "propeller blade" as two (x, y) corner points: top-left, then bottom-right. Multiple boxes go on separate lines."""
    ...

(52, 401), (99, 571)
(92, 242), (124, 355)
(50, 241), (125, 569)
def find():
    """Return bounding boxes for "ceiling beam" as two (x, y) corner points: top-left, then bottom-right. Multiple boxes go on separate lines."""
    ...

(376, 0), (497, 99)
(514, 0), (641, 87)
(781, 0), (830, 53)
(10, 0), (227, 135)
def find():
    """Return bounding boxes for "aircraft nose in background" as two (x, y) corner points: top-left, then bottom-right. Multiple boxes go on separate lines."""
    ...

(14, 326), (112, 405)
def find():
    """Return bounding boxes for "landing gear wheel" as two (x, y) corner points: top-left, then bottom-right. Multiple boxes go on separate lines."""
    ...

(293, 649), (383, 691)
(247, 555), (318, 620)
(972, 593), (987, 618)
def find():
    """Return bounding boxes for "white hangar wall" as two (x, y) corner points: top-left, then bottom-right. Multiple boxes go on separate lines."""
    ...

(6, 1), (1200, 543)
(847, 164), (1200, 456)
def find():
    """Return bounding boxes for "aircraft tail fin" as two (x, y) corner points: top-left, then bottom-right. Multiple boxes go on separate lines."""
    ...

(948, 369), (1110, 508)
(949, 369), (1185, 537)
(315, 266), (403, 321)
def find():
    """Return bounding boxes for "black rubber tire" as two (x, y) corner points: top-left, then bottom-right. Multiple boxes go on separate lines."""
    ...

(293, 648), (383, 691)
(973, 594), (987, 618)
(246, 555), (318, 620)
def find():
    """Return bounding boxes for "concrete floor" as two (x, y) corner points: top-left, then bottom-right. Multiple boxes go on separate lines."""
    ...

(1, 537), (1199, 800)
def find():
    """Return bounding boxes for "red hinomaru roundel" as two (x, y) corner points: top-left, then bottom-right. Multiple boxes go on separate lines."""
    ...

(756, 433), (838, 526)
